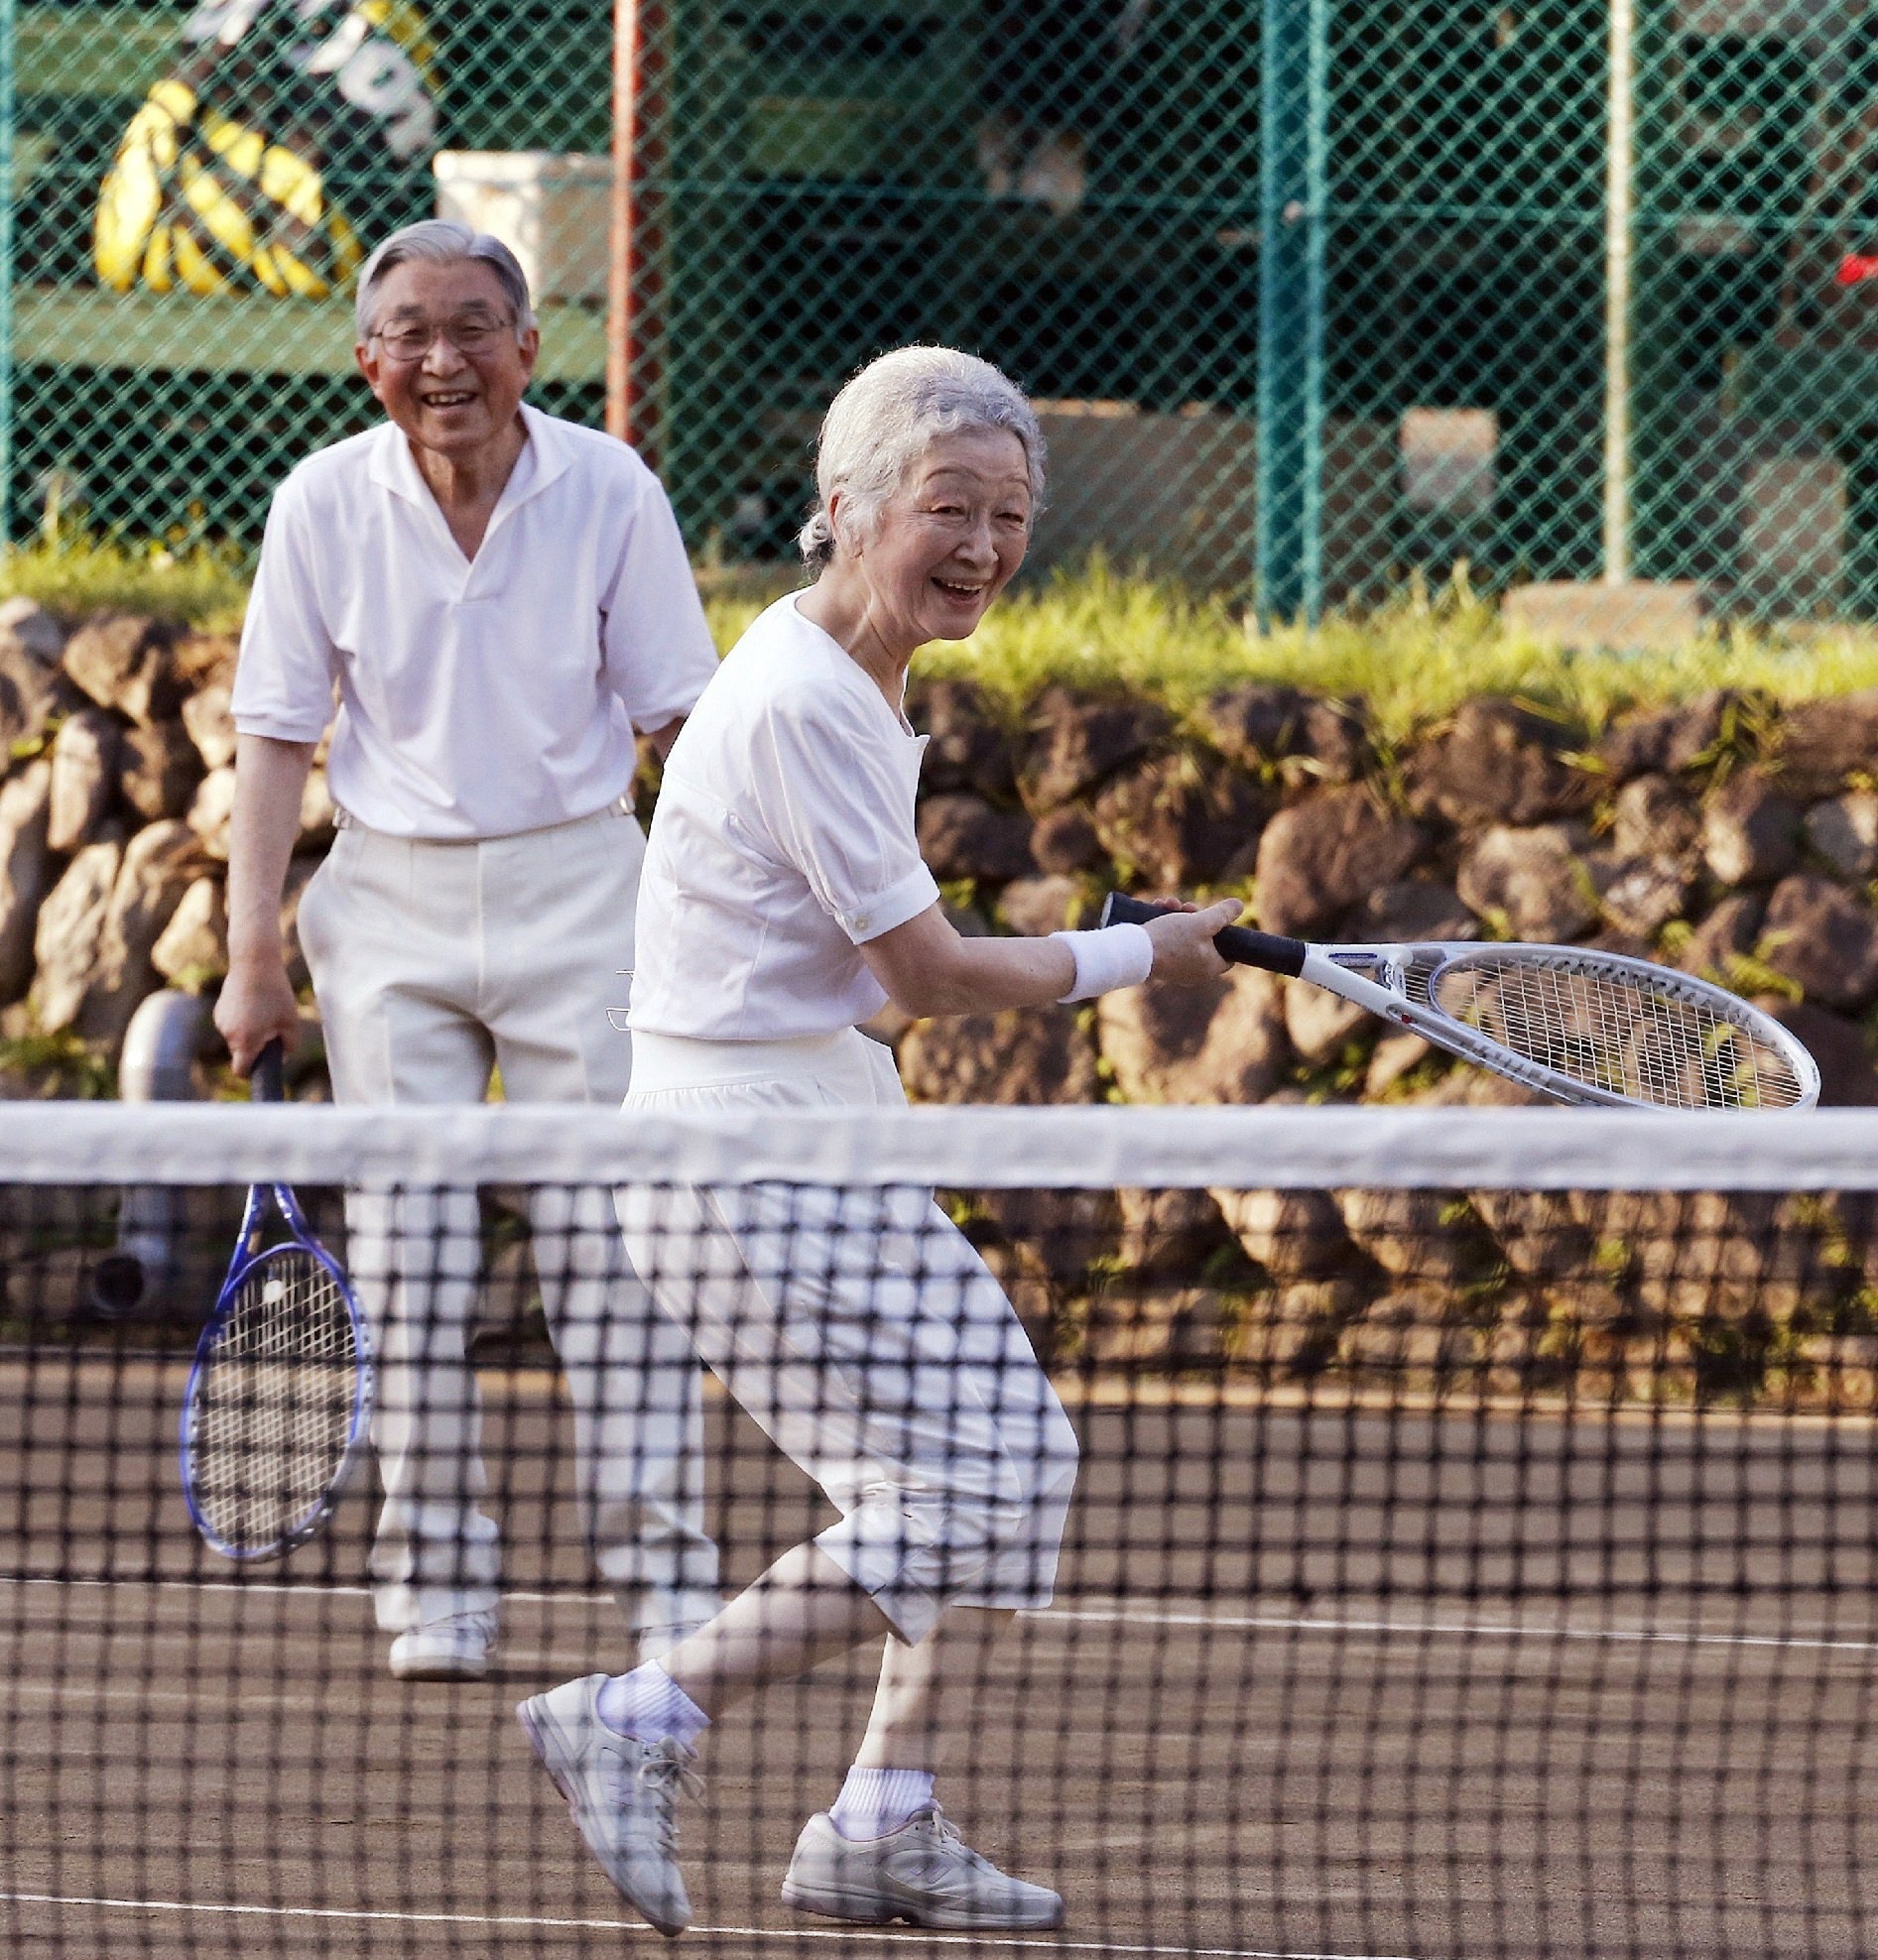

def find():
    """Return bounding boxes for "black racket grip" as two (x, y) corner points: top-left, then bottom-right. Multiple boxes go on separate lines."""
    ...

(1101, 892), (1310, 979)
(250, 1037), (285, 1105)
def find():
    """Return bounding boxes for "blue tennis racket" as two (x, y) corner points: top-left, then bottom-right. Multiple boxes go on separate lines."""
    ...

(181, 1039), (374, 1559)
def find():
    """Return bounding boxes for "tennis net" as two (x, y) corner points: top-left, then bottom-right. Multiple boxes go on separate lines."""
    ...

(6, 1099), (1878, 1959)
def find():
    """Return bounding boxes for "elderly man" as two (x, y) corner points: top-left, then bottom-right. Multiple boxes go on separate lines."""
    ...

(214, 219), (722, 1680)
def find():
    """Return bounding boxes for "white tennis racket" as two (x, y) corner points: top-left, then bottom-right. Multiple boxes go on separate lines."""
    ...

(180, 1040), (374, 1559)
(1103, 893), (1820, 1111)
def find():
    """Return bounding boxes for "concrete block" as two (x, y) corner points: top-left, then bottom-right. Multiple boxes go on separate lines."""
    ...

(1400, 407), (1497, 517)
(1502, 579), (1705, 654)
(1027, 404), (1259, 588)
(1738, 452), (1845, 614)
(1025, 407), (1395, 599)
(434, 151), (609, 306)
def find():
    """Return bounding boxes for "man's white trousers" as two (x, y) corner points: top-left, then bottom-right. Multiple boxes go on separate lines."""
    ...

(298, 804), (721, 1642)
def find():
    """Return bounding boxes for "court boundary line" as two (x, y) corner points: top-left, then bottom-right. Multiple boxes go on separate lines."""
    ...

(1041, 1604), (1878, 1654)
(8, 1574), (1878, 1655)
(0, 1889), (1412, 1960)
(12, 1350), (1878, 1429)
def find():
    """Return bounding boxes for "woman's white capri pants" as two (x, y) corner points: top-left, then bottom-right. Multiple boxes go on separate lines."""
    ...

(618, 1028), (1080, 1647)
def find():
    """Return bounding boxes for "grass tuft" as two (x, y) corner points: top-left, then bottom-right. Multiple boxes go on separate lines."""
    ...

(0, 1028), (116, 1099)
(707, 558), (1878, 744)
(10, 541), (1878, 738)
(0, 534), (251, 630)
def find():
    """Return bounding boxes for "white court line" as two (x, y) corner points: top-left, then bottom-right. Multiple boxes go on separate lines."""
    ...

(0, 1891), (1410, 1960)
(1043, 1605), (1878, 1656)
(7, 1575), (1876, 1656)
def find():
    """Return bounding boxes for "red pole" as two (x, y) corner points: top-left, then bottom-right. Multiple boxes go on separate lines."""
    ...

(608, 0), (665, 460)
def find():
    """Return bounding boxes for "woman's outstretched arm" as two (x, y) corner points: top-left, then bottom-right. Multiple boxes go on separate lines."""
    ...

(860, 896), (1242, 1018)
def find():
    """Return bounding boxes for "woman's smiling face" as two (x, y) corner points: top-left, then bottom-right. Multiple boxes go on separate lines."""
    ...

(841, 428), (1034, 653)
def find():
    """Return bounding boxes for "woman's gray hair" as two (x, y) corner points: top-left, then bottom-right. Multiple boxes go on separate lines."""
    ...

(354, 220), (537, 343)
(799, 346), (1046, 568)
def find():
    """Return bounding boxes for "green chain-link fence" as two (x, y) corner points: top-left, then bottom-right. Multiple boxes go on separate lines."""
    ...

(628, 0), (1261, 576)
(5, 2), (1878, 623)
(1311, 1), (1878, 629)
(2, 0), (609, 546)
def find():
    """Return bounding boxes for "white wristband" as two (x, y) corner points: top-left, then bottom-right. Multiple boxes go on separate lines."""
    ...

(1052, 922), (1155, 1002)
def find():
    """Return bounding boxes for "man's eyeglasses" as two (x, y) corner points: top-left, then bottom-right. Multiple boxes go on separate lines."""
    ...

(370, 313), (516, 361)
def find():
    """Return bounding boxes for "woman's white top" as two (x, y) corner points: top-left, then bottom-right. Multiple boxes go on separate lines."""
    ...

(231, 404), (718, 839)
(629, 594), (940, 1041)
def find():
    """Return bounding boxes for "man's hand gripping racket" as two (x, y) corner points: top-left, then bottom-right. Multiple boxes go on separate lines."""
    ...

(1104, 893), (1820, 1111)
(181, 1039), (375, 1559)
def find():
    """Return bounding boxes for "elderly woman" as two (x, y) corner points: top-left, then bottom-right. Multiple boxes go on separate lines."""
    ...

(517, 347), (1239, 1937)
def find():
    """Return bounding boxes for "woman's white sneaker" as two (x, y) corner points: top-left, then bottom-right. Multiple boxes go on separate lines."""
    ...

(387, 1609), (498, 1681)
(516, 1674), (699, 1937)
(781, 1806), (1064, 1930)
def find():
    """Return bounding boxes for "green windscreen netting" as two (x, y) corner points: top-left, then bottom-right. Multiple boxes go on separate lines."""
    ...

(4, 1), (1878, 623)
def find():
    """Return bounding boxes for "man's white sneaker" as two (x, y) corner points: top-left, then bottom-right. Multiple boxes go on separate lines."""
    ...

(781, 1806), (1064, 1930)
(516, 1674), (699, 1937)
(387, 1609), (498, 1681)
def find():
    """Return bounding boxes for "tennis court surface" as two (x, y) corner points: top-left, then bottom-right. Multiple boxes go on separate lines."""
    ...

(7, 1102), (1878, 1960)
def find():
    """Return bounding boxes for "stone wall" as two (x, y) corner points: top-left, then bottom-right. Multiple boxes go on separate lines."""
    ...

(0, 599), (329, 1076)
(900, 674), (1878, 1102)
(10, 600), (1878, 1400)
(889, 676), (1878, 1400)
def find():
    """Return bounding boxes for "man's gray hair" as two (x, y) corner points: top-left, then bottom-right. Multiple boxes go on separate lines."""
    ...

(354, 219), (537, 343)
(799, 346), (1046, 568)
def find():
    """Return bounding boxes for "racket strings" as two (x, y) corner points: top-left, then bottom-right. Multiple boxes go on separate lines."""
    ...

(193, 1250), (358, 1548)
(1423, 957), (1809, 1110)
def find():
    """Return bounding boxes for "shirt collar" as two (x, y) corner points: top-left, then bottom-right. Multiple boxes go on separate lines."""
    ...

(366, 401), (574, 512)
(786, 594), (926, 742)
(511, 402), (573, 503)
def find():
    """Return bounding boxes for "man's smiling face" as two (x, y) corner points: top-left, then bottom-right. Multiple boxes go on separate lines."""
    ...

(355, 257), (540, 467)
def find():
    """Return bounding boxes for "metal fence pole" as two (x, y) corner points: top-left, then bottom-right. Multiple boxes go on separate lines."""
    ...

(1255, 0), (1327, 628)
(607, 0), (666, 462)
(607, 0), (635, 445)
(0, 0), (14, 547)
(1603, 0), (1634, 586)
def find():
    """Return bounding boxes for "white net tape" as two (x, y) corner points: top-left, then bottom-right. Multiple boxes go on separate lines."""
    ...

(3, 1102), (1873, 1191)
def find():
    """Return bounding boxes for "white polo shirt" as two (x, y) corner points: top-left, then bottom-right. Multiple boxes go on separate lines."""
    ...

(231, 404), (719, 838)
(629, 595), (941, 1041)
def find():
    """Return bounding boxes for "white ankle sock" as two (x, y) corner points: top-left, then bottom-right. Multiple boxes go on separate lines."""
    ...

(828, 1767), (936, 1841)
(595, 1662), (710, 1750)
